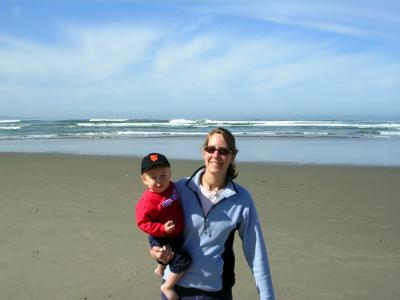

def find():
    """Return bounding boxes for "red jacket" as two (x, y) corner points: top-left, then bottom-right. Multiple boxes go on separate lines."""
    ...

(136, 182), (184, 237)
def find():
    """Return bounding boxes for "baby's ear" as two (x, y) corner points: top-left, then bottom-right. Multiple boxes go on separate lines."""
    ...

(140, 174), (147, 185)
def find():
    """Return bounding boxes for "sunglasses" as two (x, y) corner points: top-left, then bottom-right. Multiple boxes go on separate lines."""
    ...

(203, 145), (233, 156)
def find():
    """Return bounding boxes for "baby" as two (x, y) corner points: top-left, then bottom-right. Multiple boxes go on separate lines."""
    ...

(135, 153), (190, 300)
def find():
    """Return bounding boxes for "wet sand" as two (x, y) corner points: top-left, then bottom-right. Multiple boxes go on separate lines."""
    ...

(1, 153), (399, 299)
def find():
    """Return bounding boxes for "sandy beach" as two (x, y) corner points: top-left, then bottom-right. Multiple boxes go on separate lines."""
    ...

(1, 153), (399, 300)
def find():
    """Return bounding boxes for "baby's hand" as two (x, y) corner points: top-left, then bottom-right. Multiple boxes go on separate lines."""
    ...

(164, 220), (175, 234)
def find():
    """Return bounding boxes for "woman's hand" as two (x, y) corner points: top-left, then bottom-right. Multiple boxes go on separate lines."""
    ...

(150, 245), (174, 265)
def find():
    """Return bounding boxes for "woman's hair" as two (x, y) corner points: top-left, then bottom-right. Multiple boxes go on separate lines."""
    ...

(202, 127), (239, 179)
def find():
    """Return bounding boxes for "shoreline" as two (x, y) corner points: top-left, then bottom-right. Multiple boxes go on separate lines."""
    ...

(1, 151), (400, 169)
(1, 136), (400, 166)
(1, 153), (399, 299)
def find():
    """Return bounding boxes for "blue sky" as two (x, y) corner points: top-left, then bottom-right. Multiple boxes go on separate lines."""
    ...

(0, 0), (399, 120)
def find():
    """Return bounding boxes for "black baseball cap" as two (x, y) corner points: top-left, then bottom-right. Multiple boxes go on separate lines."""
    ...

(141, 153), (170, 173)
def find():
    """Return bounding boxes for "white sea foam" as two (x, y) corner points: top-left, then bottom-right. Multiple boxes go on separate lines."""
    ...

(1, 118), (400, 140)
(0, 126), (21, 130)
(169, 119), (198, 125)
(89, 118), (129, 122)
(198, 119), (400, 129)
(21, 135), (59, 139)
(115, 131), (206, 136)
(0, 120), (21, 123)
(74, 119), (400, 130)
(77, 122), (163, 127)
(76, 132), (115, 137)
(380, 131), (400, 136)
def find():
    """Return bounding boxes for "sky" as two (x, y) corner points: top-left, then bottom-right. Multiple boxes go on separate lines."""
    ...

(0, 0), (399, 120)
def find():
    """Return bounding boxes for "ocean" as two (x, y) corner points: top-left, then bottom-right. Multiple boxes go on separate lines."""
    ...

(1, 118), (400, 139)
(1, 117), (400, 166)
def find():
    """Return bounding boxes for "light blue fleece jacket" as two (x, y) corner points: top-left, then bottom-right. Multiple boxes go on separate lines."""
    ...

(163, 167), (275, 300)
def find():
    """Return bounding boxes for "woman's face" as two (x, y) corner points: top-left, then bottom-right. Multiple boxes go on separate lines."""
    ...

(203, 133), (234, 176)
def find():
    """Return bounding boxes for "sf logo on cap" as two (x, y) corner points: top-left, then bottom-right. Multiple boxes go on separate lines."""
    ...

(150, 154), (159, 162)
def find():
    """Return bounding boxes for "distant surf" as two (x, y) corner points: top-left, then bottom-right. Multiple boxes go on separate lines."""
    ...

(1, 117), (399, 140)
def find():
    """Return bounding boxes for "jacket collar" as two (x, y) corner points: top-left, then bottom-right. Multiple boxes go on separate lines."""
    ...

(185, 166), (238, 198)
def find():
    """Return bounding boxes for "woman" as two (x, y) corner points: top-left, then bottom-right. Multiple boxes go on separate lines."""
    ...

(151, 127), (275, 300)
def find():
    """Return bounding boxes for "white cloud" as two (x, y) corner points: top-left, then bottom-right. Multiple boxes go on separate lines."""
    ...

(0, 4), (399, 118)
(64, 25), (162, 78)
(189, 0), (400, 41)
(0, 25), (162, 87)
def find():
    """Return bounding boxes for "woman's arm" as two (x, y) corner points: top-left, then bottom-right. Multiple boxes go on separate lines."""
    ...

(238, 193), (275, 300)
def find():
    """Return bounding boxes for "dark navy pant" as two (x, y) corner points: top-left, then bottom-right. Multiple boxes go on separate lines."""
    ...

(160, 284), (233, 300)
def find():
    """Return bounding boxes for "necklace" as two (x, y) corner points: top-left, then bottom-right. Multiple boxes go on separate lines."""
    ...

(202, 173), (226, 192)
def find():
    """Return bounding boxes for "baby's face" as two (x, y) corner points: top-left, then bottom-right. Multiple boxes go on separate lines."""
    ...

(141, 166), (171, 193)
